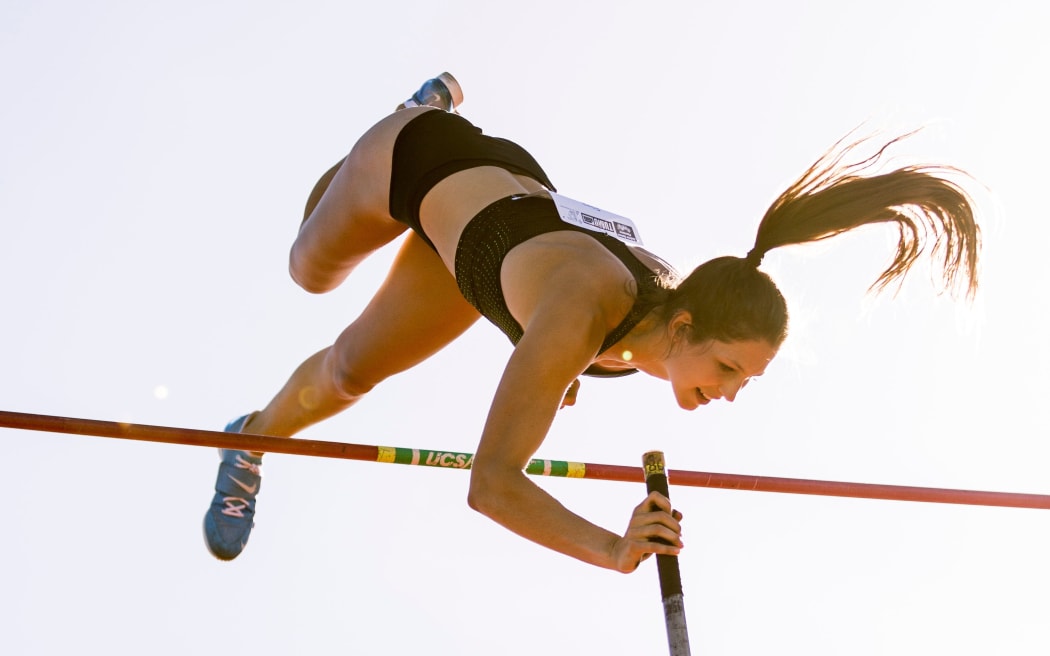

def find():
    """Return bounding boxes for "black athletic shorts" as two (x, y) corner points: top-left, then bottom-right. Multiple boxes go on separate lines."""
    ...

(387, 110), (556, 251)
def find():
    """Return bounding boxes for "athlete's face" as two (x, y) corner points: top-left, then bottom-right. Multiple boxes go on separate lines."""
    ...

(662, 338), (777, 411)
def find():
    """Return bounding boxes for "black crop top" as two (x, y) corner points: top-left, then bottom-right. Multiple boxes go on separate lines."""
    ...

(454, 194), (672, 377)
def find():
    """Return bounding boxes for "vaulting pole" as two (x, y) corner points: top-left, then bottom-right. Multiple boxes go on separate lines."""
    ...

(2, 410), (1048, 509)
(643, 451), (692, 656)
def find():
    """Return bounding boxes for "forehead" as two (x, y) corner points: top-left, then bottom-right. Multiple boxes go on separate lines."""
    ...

(709, 339), (778, 375)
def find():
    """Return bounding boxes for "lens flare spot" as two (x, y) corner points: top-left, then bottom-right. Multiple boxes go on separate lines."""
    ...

(622, 350), (633, 361)
(298, 385), (320, 410)
(153, 385), (169, 400)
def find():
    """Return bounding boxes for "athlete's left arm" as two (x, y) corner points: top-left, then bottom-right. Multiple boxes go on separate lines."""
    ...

(560, 378), (581, 409)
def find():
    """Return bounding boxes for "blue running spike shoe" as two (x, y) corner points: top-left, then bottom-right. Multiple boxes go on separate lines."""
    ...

(203, 414), (263, 561)
(396, 72), (463, 112)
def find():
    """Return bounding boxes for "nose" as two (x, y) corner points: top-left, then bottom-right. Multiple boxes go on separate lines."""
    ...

(721, 378), (748, 403)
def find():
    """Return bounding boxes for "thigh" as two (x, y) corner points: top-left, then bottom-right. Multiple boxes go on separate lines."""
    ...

(291, 107), (437, 292)
(327, 231), (482, 388)
(301, 158), (344, 227)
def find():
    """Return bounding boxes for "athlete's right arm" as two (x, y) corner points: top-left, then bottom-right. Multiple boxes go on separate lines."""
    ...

(466, 301), (683, 572)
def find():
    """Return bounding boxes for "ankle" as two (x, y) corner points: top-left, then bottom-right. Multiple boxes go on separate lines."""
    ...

(233, 413), (267, 459)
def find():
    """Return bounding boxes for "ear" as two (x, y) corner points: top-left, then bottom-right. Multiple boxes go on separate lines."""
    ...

(667, 310), (694, 343)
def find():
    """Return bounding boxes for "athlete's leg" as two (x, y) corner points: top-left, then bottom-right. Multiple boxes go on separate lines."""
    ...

(289, 107), (440, 294)
(301, 157), (344, 228)
(207, 222), (477, 561)
(244, 231), (480, 437)
(206, 96), (457, 559)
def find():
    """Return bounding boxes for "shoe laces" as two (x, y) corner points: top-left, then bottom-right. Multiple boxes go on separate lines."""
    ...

(233, 452), (261, 476)
(219, 452), (261, 517)
(221, 497), (251, 518)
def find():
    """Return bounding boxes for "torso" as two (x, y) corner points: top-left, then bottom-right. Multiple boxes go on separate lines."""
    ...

(419, 169), (673, 375)
(419, 166), (546, 270)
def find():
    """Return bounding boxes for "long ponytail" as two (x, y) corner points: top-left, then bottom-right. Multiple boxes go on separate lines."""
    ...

(749, 133), (980, 298)
(661, 132), (981, 347)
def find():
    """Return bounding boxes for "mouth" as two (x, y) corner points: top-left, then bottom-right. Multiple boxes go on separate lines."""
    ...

(695, 388), (710, 406)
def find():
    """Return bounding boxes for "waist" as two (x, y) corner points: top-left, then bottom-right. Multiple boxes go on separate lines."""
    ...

(420, 168), (548, 264)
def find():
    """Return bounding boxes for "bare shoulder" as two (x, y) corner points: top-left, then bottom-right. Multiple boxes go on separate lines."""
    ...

(501, 232), (640, 338)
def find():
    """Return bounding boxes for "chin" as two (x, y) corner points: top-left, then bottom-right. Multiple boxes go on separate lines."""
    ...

(676, 397), (700, 411)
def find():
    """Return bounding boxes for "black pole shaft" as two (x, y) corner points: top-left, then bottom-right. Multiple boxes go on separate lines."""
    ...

(643, 451), (692, 656)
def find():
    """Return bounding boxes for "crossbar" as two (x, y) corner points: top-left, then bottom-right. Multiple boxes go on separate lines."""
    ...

(1, 410), (1046, 509)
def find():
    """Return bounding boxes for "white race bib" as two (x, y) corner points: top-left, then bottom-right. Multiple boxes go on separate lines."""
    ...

(547, 192), (644, 246)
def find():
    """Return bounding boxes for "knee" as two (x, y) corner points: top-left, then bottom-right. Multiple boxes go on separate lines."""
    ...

(325, 350), (380, 400)
(289, 245), (334, 294)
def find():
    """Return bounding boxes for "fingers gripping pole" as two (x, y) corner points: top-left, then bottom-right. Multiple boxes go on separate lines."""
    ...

(643, 451), (692, 656)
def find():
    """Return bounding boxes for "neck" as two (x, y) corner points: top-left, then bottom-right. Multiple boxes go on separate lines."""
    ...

(595, 312), (670, 378)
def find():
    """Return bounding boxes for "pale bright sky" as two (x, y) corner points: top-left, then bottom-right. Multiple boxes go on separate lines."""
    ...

(3, 2), (1049, 655)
